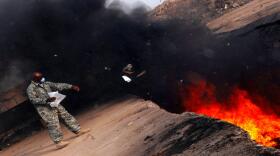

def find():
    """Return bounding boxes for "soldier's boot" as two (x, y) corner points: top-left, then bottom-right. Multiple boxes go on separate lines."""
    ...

(76, 128), (91, 136)
(56, 141), (70, 149)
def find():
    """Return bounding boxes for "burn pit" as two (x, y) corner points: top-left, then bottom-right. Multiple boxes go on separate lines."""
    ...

(180, 80), (280, 148)
(174, 21), (280, 148)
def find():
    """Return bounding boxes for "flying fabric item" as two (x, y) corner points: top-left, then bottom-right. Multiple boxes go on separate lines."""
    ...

(122, 75), (132, 83)
(48, 91), (66, 107)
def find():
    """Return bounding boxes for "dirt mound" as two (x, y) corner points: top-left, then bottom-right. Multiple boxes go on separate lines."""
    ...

(150, 0), (280, 33)
(150, 0), (253, 23)
(1, 98), (279, 156)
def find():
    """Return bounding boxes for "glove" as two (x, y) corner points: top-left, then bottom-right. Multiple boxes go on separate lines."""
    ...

(71, 85), (80, 92)
(47, 97), (56, 102)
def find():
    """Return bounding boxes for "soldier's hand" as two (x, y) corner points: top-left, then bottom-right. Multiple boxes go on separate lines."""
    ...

(47, 97), (56, 102)
(71, 85), (80, 92)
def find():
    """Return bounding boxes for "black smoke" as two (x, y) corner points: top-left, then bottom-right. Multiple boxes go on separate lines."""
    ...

(0, 0), (279, 113)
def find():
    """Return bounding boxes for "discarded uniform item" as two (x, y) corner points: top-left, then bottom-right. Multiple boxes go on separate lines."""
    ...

(48, 91), (66, 108)
(122, 75), (132, 83)
(121, 64), (150, 100)
(122, 64), (135, 75)
(122, 64), (146, 82)
(122, 64), (146, 78)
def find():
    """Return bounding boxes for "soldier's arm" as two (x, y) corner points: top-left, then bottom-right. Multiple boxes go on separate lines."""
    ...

(46, 81), (72, 91)
(27, 86), (48, 105)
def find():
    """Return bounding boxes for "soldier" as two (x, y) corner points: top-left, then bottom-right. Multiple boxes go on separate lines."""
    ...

(122, 64), (146, 79)
(121, 64), (150, 99)
(26, 72), (90, 149)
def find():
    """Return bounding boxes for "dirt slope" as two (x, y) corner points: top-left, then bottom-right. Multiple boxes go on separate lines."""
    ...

(207, 0), (280, 33)
(150, 0), (280, 33)
(150, 0), (254, 23)
(1, 98), (279, 156)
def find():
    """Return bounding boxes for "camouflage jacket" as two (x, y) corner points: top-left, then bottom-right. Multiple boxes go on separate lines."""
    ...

(26, 81), (72, 105)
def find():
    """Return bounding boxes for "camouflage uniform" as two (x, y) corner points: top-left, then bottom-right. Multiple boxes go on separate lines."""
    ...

(26, 81), (80, 143)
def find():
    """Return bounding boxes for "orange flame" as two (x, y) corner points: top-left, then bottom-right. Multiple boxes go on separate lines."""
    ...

(181, 80), (280, 148)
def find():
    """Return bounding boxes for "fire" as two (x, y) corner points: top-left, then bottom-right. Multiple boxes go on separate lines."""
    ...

(181, 80), (280, 148)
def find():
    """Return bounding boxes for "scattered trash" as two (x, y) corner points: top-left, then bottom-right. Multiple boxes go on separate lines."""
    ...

(48, 91), (66, 108)
(121, 64), (146, 83)
(232, 3), (239, 8)
(122, 75), (132, 83)
(127, 122), (133, 126)
(104, 66), (111, 71)
(224, 4), (229, 9)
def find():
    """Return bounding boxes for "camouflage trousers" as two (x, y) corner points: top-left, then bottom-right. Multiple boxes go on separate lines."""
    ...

(35, 104), (80, 143)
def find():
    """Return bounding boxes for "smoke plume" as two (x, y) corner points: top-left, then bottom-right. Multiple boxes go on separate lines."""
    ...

(0, 0), (279, 112)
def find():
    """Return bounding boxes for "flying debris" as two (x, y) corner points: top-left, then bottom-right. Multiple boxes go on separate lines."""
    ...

(122, 75), (132, 83)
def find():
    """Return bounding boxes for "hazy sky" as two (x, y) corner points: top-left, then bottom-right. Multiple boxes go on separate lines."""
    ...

(143, 0), (165, 8)
(106, 0), (165, 9)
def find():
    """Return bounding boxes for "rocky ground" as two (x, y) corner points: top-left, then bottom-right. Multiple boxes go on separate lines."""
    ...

(150, 0), (254, 23)
(1, 97), (279, 156)
(150, 0), (280, 34)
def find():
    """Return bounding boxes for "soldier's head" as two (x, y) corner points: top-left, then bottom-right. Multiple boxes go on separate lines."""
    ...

(32, 72), (45, 83)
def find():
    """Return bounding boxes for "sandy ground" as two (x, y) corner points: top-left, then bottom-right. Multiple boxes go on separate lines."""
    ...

(151, 0), (280, 33)
(0, 98), (164, 156)
(207, 0), (280, 33)
(1, 97), (280, 156)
